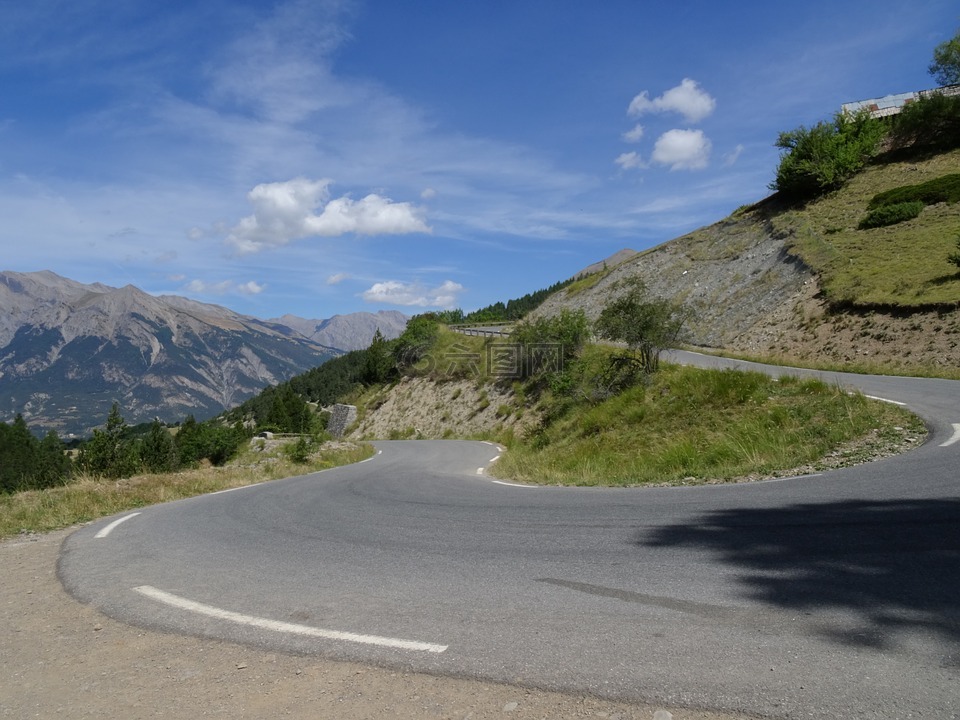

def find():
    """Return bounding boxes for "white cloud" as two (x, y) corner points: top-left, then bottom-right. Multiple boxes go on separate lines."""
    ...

(361, 279), (464, 308)
(628, 78), (716, 124)
(421, 187), (437, 199)
(614, 151), (645, 170)
(182, 278), (264, 295)
(226, 177), (431, 254)
(185, 279), (233, 294)
(723, 143), (745, 166)
(622, 124), (645, 143)
(326, 272), (349, 285)
(237, 280), (265, 295)
(651, 129), (712, 170)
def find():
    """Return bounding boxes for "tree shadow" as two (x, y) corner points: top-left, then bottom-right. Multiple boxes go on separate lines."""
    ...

(639, 498), (960, 652)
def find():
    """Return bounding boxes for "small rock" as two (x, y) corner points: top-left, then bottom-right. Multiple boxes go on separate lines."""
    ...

(503, 701), (519, 712)
(653, 712), (673, 720)
(93, 624), (103, 632)
(236, 663), (248, 670)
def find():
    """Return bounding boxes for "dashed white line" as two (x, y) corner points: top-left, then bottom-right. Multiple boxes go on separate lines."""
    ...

(133, 586), (447, 653)
(941, 423), (960, 448)
(94, 512), (141, 539)
(359, 450), (383, 464)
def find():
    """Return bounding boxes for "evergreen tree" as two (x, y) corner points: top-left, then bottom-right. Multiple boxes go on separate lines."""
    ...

(79, 402), (138, 479)
(363, 329), (394, 384)
(141, 420), (179, 473)
(34, 430), (72, 489)
(0, 416), (39, 492)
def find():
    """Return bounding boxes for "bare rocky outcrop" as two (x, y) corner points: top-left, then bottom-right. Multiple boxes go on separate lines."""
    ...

(351, 376), (536, 440)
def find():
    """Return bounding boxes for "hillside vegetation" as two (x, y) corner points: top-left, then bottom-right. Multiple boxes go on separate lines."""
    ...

(774, 149), (960, 308)
(339, 321), (923, 486)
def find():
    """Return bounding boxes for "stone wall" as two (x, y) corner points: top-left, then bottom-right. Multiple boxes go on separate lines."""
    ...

(328, 403), (357, 439)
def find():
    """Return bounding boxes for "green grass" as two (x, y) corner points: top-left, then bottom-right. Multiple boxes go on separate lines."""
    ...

(0, 440), (374, 539)
(777, 148), (960, 308)
(492, 353), (923, 486)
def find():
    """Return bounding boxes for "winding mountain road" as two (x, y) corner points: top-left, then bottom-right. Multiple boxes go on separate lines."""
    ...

(59, 353), (960, 719)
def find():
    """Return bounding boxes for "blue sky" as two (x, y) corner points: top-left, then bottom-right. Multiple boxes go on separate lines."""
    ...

(1, 1), (955, 320)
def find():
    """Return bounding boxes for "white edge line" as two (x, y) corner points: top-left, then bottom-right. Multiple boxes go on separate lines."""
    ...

(359, 450), (382, 464)
(491, 480), (539, 488)
(863, 394), (907, 407)
(133, 586), (446, 653)
(211, 483), (263, 496)
(940, 423), (960, 448)
(94, 512), (141, 539)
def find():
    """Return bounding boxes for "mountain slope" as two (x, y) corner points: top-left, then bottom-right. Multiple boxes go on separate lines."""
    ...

(0, 272), (345, 435)
(269, 310), (408, 351)
(535, 150), (960, 374)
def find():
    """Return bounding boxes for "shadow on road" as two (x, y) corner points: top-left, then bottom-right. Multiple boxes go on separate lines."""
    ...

(639, 498), (960, 653)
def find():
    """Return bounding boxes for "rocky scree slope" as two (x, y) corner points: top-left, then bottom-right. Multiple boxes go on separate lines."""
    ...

(535, 201), (959, 373)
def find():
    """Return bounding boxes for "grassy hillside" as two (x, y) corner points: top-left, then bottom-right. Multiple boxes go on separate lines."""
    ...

(529, 145), (960, 378)
(773, 148), (960, 308)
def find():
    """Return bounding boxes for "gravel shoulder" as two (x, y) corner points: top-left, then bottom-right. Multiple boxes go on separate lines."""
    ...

(2, 529), (755, 720)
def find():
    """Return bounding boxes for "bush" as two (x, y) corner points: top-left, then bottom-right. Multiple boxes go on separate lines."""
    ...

(393, 314), (440, 368)
(511, 309), (590, 379)
(888, 93), (960, 154)
(867, 173), (960, 210)
(858, 201), (925, 229)
(771, 110), (885, 200)
(949, 232), (960, 271)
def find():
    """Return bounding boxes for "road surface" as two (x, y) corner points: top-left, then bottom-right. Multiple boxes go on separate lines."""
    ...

(59, 354), (960, 718)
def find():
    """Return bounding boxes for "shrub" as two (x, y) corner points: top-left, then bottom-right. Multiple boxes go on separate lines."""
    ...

(393, 314), (440, 368)
(867, 173), (960, 210)
(858, 201), (925, 229)
(949, 232), (960, 271)
(511, 309), (590, 379)
(888, 93), (960, 153)
(771, 110), (885, 200)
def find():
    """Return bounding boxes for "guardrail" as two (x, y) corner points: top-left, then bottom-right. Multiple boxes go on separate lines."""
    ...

(448, 323), (514, 338)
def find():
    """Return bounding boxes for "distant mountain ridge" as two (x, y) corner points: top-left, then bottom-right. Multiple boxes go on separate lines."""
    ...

(269, 310), (408, 352)
(0, 271), (407, 435)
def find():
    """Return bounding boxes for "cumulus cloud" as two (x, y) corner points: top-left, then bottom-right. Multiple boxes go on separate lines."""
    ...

(614, 151), (645, 170)
(326, 272), (349, 285)
(420, 187), (437, 199)
(361, 279), (464, 308)
(628, 78), (716, 124)
(226, 177), (431, 254)
(622, 124), (645, 143)
(237, 280), (266, 295)
(651, 129), (712, 170)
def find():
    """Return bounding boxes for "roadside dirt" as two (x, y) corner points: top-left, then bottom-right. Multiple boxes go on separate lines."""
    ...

(1, 529), (757, 720)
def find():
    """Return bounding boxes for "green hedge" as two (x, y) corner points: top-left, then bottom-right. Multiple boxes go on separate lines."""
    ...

(868, 173), (960, 210)
(858, 201), (925, 229)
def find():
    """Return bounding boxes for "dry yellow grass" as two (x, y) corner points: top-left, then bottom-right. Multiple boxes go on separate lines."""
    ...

(0, 440), (374, 538)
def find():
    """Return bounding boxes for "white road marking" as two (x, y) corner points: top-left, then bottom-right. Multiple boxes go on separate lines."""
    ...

(941, 423), (960, 448)
(94, 513), (141, 539)
(359, 450), (383, 464)
(211, 484), (262, 496)
(133, 586), (447, 653)
(863, 394), (907, 406)
(491, 480), (538, 488)
(476, 467), (485, 475)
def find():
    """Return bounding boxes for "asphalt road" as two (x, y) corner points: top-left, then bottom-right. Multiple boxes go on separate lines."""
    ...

(59, 355), (960, 719)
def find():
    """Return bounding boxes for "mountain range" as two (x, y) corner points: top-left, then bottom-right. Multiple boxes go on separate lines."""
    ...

(0, 271), (407, 436)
